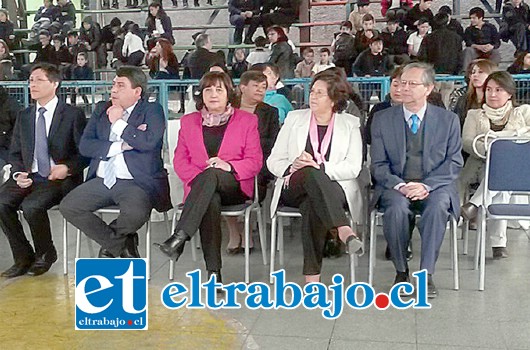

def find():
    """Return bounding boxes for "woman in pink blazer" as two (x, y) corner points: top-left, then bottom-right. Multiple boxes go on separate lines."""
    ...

(155, 72), (263, 283)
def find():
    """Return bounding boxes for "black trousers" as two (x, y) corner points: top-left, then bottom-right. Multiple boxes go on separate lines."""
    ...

(177, 168), (248, 271)
(60, 178), (152, 256)
(0, 175), (71, 264)
(280, 167), (349, 275)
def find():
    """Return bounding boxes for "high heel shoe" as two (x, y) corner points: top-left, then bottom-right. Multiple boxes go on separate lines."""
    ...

(346, 235), (362, 255)
(154, 230), (189, 262)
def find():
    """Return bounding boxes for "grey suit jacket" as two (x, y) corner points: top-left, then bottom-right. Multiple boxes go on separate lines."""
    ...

(370, 103), (463, 216)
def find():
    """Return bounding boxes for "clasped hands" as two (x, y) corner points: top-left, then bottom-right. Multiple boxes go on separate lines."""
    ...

(399, 182), (429, 201)
(206, 157), (232, 172)
(16, 165), (70, 188)
(290, 151), (319, 173)
(107, 104), (147, 151)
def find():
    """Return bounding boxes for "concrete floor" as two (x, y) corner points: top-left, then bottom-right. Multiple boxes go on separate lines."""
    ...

(1, 208), (530, 349)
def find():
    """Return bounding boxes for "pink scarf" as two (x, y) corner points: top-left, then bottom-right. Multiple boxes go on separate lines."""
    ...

(309, 112), (336, 164)
(201, 105), (234, 127)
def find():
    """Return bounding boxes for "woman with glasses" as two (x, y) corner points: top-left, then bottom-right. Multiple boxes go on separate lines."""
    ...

(267, 70), (364, 284)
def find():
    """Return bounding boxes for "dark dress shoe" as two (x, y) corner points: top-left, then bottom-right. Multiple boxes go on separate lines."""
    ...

(98, 248), (116, 258)
(1, 262), (33, 278)
(461, 202), (479, 221)
(194, 0), (200, 6)
(394, 271), (411, 297)
(154, 230), (189, 261)
(406, 241), (413, 261)
(120, 233), (140, 258)
(207, 270), (225, 294)
(27, 247), (58, 276)
(492, 247), (508, 259)
(427, 274), (438, 298)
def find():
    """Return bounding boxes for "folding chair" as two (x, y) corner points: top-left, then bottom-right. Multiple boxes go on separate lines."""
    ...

(269, 206), (358, 284)
(477, 137), (530, 290)
(368, 209), (459, 290)
(72, 206), (170, 280)
(169, 178), (267, 283)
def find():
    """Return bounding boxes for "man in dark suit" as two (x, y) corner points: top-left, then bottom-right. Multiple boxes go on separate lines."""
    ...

(370, 62), (463, 298)
(187, 34), (226, 79)
(0, 63), (87, 278)
(60, 66), (171, 258)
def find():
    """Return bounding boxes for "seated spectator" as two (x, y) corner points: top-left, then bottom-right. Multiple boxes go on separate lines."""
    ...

(231, 48), (249, 79)
(0, 85), (20, 168)
(146, 2), (175, 51)
(508, 50), (530, 73)
(267, 69), (364, 284)
(463, 7), (501, 72)
(229, 0), (261, 45)
(52, 0), (76, 35)
(0, 39), (14, 80)
(437, 5), (464, 39)
(0, 9), (15, 49)
(311, 48), (335, 77)
(34, 30), (58, 66)
(349, 0), (371, 32)
(268, 26), (295, 79)
(188, 33), (226, 79)
(31, 0), (60, 41)
(122, 23), (146, 67)
(252, 63), (293, 123)
(52, 34), (72, 79)
(101, 17), (121, 51)
(407, 18), (430, 58)
(295, 47), (315, 78)
(70, 52), (93, 107)
(461, 71), (530, 259)
(500, 0), (530, 53)
(403, 0), (433, 31)
(418, 13), (463, 75)
(381, 17), (409, 67)
(246, 36), (270, 66)
(67, 31), (87, 66)
(354, 14), (379, 54)
(352, 35), (390, 77)
(262, 0), (301, 31)
(80, 17), (107, 69)
(110, 28), (126, 69)
(155, 71), (262, 285)
(454, 59), (498, 129)
(148, 38), (180, 79)
(331, 21), (356, 77)
(381, 0), (413, 19)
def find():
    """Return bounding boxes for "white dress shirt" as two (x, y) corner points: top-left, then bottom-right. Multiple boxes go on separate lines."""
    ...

(96, 102), (138, 181)
(122, 32), (146, 57)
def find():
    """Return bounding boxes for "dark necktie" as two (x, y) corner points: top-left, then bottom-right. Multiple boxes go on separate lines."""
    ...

(410, 114), (420, 134)
(35, 107), (50, 177)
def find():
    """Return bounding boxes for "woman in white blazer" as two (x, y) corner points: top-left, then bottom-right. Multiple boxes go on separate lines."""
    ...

(267, 70), (364, 283)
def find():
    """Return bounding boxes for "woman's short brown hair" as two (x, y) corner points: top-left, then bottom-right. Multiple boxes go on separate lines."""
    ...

(310, 69), (352, 113)
(195, 71), (237, 111)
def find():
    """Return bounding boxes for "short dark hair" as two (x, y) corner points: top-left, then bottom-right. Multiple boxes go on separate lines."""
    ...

(433, 13), (449, 29)
(31, 63), (62, 84)
(250, 62), (281, 81)
(38, 29), (51, 37)
(116, 66), (147, 98)
(340, 20), (353, 30)
(483, 71), (517, 104)
(239, 70), (268, 87)
(417, 18), (430, 26)
(302, 47), (314, 55)
(52, 33), (64, 42)
(438, 5), (452, 15)
(469, 7), (485, 19)
(254, 36), (268, 48)
(196, 71), (237, 111)
(77, 51), (87, 60)
(310, 70), (352, 113)
(67, 30), (78, 37)
(363, 14), (375, 22)
(320, 47), (331, 55)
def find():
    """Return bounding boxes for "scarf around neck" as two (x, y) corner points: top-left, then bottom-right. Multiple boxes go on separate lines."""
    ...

(482, 100), (513, 125)
(310, 112), (336, 164)
(201, 105), (234, 127)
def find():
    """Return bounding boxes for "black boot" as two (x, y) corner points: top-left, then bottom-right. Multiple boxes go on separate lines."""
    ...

(121, 233), (141, 258)
(183, 0), (189, 6)
(207, 0), (212, 4)
(102, 0), (110, 9)
(172, 0), (178, 6)
(154, 230), (189, 261)
(111, 0), (119, 8)
(194, 0), (200, 6)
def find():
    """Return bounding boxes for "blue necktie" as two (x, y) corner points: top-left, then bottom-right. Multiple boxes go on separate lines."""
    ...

(410, 114), (420, 135)
(35, 107), (50, 177)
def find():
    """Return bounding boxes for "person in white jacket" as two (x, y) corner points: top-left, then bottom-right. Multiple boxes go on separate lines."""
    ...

(267, 69), (364, 284)
(122, 23), (145, 66)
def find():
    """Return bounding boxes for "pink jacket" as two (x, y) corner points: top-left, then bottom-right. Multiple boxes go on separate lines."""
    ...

(174, 108), (263, 201)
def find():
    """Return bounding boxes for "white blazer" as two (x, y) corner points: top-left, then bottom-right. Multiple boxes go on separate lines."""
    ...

(267, 109), (364, 222)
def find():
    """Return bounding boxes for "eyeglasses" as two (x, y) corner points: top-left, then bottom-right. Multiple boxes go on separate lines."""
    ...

(400, 80), (425, 88)
(310, 89), (328, 98)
